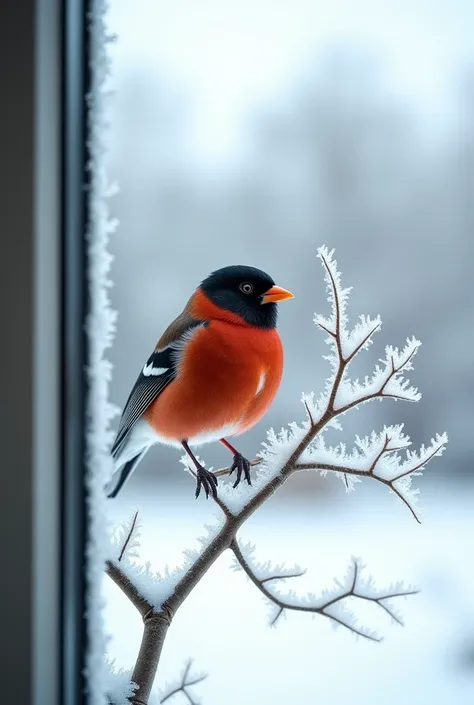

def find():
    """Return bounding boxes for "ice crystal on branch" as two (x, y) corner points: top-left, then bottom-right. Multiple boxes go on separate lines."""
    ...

(334, 337), (422, 411)
(314, 246), (382, 360)
(299, 428), (447, 520)
(104, 660), (137, 705)
(231, 540), (306, 583)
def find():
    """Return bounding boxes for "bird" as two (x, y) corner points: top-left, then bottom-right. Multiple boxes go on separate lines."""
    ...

(106, 265), (294, 500)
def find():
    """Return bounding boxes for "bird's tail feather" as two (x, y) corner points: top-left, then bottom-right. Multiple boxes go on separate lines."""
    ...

(106, 448), (148, 498)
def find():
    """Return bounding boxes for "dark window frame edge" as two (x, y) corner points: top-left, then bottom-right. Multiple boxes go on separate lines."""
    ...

(60, 0), (91, 703)
(32, 1), (62, 703)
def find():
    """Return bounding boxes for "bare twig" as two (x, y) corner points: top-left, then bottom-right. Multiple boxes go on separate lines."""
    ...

(119, 510), (139, 562)
(303, 398), (314, 427)
(297, 460), (423, 521)
(231, 542), (418, 639)
(261, 568), (307, 584)
(160, 660), (207, 704)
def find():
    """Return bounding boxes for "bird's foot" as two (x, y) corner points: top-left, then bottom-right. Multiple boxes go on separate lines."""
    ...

(195, 465), (218, 500)
(229, 453), (252, 488)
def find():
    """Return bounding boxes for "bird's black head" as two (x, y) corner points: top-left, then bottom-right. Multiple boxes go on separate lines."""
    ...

(200, 265), (294, 329)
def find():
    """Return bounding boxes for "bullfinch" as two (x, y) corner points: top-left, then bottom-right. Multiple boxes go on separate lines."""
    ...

(106, 265), (294, 500)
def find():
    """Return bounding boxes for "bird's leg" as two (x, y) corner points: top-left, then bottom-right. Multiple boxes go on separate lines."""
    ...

(220, 438), (252, 488)
(181, 440), (218, 499)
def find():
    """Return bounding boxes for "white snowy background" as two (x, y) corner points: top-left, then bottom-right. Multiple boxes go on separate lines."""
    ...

(101, 0), (474, 702)
(104, 485), (474, 704)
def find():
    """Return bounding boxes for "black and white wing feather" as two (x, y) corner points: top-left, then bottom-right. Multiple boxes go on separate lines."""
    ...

(110, 346), (176, 461)
(106, 347), (177, 499)
(110, 312), (205, 462)
(106, 310), (205, 498)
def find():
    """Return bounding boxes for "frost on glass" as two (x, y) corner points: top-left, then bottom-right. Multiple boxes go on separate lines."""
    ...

(102, 246), (447, 704)
(86, 1), (121, 703)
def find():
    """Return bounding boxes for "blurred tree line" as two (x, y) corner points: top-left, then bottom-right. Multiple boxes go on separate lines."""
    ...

(106, 46), (474, 492)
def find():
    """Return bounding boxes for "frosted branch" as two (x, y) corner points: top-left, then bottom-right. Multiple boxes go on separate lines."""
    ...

(105, 510), (153, 616)
(334, 337), (422, 412)
(298, 427), (448, 522)
(296, 247), (421, 438)
(104, 246), (448, 701)
(230, 540), (306, 583)
(315, 246), (382, 364)
(159, 660), (207, 704)
(231, 542), (418, 641)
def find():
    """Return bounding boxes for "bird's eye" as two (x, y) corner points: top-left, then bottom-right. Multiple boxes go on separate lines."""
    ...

(239, 282), (253, 295)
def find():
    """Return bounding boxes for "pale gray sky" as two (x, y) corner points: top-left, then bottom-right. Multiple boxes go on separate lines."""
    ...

(109, 0), (474, 166)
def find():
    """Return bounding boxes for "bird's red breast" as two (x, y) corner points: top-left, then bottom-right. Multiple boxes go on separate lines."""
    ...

(144, 289), (283, 442)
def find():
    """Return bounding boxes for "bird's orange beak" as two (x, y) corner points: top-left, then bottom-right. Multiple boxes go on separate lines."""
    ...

(261, 285), (295, 305)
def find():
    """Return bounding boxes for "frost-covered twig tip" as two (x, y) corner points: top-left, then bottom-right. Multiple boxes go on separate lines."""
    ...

(231, 542), (418, 641)
(297, 426), (448, 522)
(160, 660), (207, 704)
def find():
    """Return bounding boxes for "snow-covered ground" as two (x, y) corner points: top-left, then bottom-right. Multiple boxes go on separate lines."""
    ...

(104, 483), (474, 704)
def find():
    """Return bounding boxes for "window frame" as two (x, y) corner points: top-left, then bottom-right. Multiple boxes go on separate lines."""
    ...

(60, 0), (92, 703)
(0, 0), (92, 703)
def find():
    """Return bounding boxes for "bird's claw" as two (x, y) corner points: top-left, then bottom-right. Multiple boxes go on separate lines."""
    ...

(195, 466), (218, 500)
(229, 453), (252, 488)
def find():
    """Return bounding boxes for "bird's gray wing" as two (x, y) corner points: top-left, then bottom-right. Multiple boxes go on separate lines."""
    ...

(110, 308), (205, 462)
